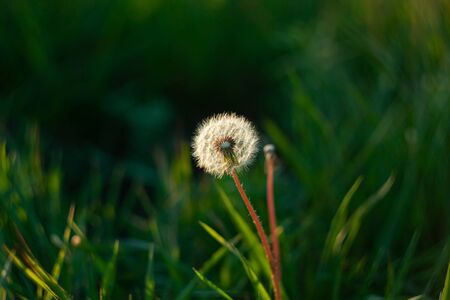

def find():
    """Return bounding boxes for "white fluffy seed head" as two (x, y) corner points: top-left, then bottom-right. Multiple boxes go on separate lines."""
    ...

(192, 113), (259, 178)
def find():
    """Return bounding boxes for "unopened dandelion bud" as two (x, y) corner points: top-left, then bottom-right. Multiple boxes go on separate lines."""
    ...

(263, 144), (276, 160)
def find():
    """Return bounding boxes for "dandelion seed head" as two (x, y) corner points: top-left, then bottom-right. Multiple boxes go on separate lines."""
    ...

(192, 113), (259, 177)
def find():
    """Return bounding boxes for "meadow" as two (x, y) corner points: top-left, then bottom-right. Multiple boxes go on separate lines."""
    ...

(0, 0), (449, 299)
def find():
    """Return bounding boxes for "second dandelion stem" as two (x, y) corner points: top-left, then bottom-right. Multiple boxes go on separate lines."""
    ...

(231, 170), (281, 300)
(266, 153), (282, 286)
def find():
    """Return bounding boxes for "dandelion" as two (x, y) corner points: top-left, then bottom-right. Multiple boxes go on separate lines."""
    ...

(192, 113), (281, 300)
(192, 113), (259, 178)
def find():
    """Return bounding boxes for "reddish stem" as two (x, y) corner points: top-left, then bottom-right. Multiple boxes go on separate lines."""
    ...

(231, 170), (281, 300)
(266, 155), (282, 285)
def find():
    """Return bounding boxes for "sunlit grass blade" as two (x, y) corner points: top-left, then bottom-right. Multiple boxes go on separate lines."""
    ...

(22, 252), (69, 299)
(6, 225), (70, 299)
(0, 251), (13, 288)
(442, 262), (450, 300)
(44, 205), (75, 300)
(175, 237), (239, 300)
(408, 295), (432, 300)
(199, 221), (271, 300)
(192, 268), (234, 300)
(144, 243), (155, 300)
(101, 240), (120, 299)
(3, 246), (69, 299)
(0, 288), (6, 299)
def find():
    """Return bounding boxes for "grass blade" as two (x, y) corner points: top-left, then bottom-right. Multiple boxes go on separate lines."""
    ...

(51, 205), (75, 278)
(388, 231), (420, 299)
(101, 240), (120, 299)
(199, 221), (271, 300)
(425, 238), (450, 295)
(193, 268), (234, 300)
(322, 176), (363, 261)
(175, 237), (238, 300)
(0, 251), (13, 288)
(442, 262), (450, 300)
(340, 175), (395, 256)
(3, 246), (69, 299)
(44, 205), (75, 300)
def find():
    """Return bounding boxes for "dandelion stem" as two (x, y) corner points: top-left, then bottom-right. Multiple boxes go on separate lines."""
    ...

(266, 153), (282, 288)
(231, 170), (281, 300)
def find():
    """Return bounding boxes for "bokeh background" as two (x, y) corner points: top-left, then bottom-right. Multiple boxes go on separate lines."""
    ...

(0, 0), (449, 299)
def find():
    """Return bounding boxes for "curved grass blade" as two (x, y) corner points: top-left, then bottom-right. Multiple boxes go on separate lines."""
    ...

(387, 231), (420, 299)
(339, 175), (395, 256)
(175, 237), (239, 300)
(44, 205), (75, 300)
(101, 240), (120, 299)
(199, 221), (271, 300)
(322, 176), (363, 262)
(3, 246), (69, 299)
(217, 185), (290, 299)
(193, 268), (233, 300)
(425, 238), (450, 295)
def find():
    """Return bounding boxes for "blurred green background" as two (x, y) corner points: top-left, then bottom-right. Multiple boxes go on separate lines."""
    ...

(0, 0), (449, 299)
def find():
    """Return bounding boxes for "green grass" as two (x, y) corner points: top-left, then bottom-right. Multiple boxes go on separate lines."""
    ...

(0, 98), (448, 299)
(1, 0), (450, 299)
